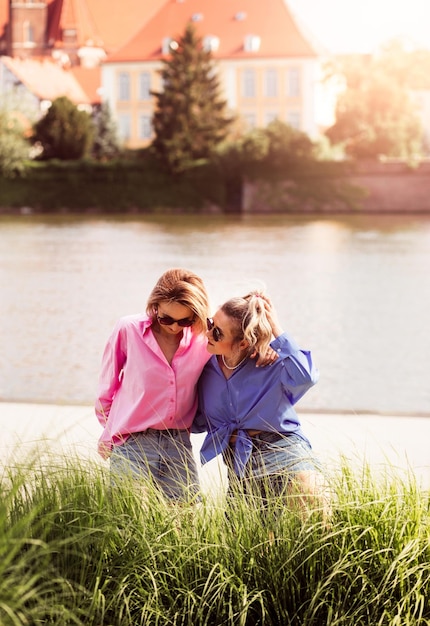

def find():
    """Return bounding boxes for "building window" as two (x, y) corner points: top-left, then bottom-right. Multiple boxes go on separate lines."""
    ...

(138, 72), (151, 100)
(118, 72), (131, 101)
(287, 67), (300, 97)
(23, 21), (34, 44)
(265, 69), (278, 98)
(138, 114), (152, 140)
(287, 110), (301, 129)
(117, 114), (131, 141)
(242, 69), (256, 98)
(265, 112), (278, 126)
(162, 37), (178, 54)
(244, 34), (261, 52)
(62, 28), (77, 43)
(242, 113), (257, 129)
(203, 35), (220, 52)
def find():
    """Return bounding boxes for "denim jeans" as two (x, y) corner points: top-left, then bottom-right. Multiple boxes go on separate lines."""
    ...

(223, 431), (321, 502)
(110, 428), (199, 502)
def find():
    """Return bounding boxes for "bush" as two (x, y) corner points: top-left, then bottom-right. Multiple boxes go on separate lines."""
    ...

(0, 111), (30, 178)
(32, 96), (94, 160)
(0, 157), (227, 212)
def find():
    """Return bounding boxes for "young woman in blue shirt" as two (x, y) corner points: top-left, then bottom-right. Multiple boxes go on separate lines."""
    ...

(195, 291), (326, 510)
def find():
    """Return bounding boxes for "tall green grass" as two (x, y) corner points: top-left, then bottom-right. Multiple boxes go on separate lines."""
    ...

(1, 451), (429, 625)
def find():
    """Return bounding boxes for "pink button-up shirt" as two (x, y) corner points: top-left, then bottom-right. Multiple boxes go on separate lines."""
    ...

(95, 314), (211, 450)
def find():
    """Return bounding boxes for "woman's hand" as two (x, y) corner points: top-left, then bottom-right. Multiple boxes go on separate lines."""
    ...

(252, 345), (279, 367)
(260, 295), (284, 338)
(98, 441), (112, 460)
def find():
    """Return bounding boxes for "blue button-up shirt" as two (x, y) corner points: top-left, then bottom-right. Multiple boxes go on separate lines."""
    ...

(194, 332), (319, 476)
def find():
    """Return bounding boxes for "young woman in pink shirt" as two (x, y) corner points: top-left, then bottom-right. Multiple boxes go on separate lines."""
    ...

(95, 268), (211, 502)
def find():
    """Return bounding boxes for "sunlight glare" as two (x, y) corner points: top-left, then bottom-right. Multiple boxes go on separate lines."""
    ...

(287, 0), (430, 53)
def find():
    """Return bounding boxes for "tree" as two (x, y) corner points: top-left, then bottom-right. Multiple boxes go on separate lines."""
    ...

(0, 110), (29, 178)
(236, 120), (314, 178)
(262, 120), (314, 172)
(325, 45), (423, 160)
(32, 96), (94, 160)
(92, 102), (121, 160)
(151, 23), (232, 175)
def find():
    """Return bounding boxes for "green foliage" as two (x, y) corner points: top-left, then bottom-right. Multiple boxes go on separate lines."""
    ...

(151, 23), (232, 175)
(91, 102), (121, 161)
(239, 119), (315, 178)
(377, 40), (430, 90)
(214, 121), (348, 211)
(32, 96), (94, 160)
(0, 110), (30, 178)
(0, 150), (365, 214)
(326, 44), (424, 160)
(0, 157), (226, 212)
(0, 454), (429, 625)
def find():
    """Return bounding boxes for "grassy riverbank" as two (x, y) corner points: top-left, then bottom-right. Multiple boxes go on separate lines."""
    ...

(1, 452), (429, 626)
(0, 158), (229, 214)
(0, 157), (364, 215)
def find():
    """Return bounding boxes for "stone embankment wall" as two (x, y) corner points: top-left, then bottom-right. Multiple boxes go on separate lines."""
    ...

(242, 161), (430, 214)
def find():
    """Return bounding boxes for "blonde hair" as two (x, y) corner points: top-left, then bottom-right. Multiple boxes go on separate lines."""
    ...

(221, 290), (273, 355)
(146, 268), (210, 334)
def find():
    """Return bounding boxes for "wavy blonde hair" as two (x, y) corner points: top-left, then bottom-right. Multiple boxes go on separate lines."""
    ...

(221, 290), (273, 355)
(146, 268), (210, 334)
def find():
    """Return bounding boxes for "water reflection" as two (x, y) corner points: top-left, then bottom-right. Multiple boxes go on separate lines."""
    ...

(1, 213), (429, 414)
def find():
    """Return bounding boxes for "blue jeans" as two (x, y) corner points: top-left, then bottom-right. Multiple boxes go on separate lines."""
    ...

(110, 429), (199, 502)
(223, 431), (321, 502)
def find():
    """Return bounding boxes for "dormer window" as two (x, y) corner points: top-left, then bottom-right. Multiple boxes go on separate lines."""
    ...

(191, 13), (203, 21)
(235, 11), (247, 21)
(63, 28), (77, 44)
(203, 35), (220, 52)
(162, 37), (178, 54)
(244, 35), (261, 52)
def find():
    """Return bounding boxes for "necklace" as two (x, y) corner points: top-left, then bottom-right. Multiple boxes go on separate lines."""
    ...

(221, 354), (247, 370)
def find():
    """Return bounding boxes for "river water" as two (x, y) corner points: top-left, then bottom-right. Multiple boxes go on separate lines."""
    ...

(1, 213), (429, 416)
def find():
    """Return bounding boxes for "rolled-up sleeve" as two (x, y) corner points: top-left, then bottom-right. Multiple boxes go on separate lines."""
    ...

(95, 320), (126, 426)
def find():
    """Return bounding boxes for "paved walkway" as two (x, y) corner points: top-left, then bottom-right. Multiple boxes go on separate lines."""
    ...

(1, 402), (429, 490)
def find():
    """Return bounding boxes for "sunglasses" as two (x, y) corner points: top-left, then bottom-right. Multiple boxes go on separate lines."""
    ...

(207, 318), (223, 342)
(157, 313), (195, 327)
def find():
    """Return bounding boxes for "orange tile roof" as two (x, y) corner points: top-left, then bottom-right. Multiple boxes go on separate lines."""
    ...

(2, 56), (91, 104)
(0, 1), (8, 47)
(48, 0), (104, 48)
(78, 0), (167, 52)
(71, 65), (101, 103)
(106, 0), (317, 63)
(45, 0), (166, 54)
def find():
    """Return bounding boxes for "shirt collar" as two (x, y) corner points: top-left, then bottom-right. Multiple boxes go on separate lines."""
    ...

(141, 316), (154, 335)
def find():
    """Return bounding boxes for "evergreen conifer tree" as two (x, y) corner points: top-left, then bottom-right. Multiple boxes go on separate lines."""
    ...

(151, 23), (232, 175)
(92, 102), (121, 160)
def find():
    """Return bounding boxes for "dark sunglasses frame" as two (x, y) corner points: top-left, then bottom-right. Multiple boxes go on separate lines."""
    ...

(207, 318), (223, 342)
(157, 314), (195, 327)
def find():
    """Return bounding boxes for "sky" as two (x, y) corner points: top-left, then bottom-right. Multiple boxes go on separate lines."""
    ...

(286, 0), (430, 53)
